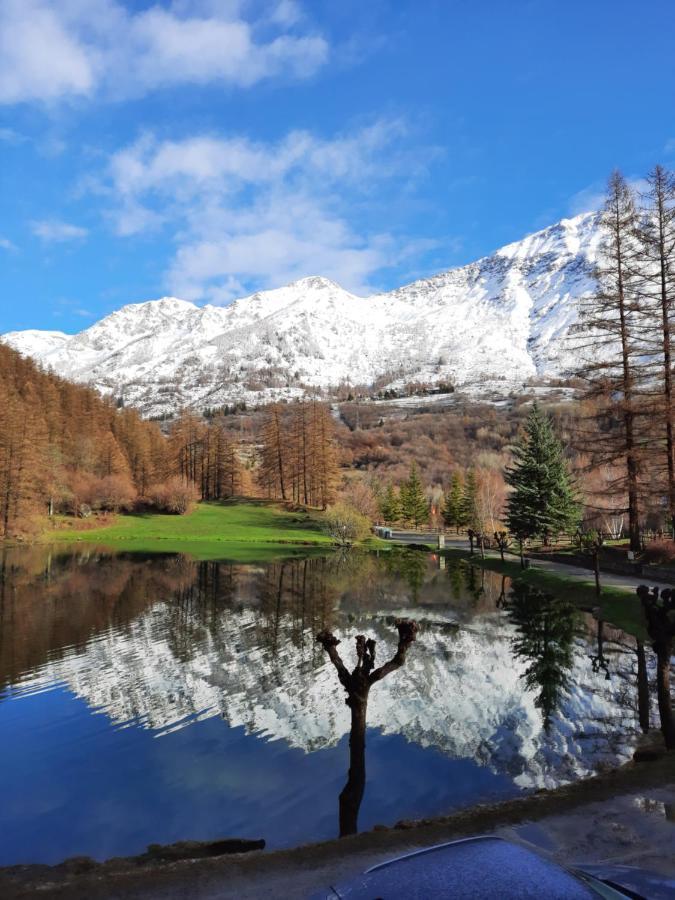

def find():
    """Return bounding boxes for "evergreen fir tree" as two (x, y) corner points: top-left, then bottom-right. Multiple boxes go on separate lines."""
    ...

(400, 462), (429, 528)
(380, 482), (401, 524)
(507, 584), (578, 729)
(461, 468), (480, 530)
(442, 471), (463, 531)
(505, 404), (581, 544)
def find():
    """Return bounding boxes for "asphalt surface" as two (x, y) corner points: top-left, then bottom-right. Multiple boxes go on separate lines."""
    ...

(392, 532), (673, 594)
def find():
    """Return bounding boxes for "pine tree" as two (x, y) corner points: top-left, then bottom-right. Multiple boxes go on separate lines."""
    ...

(400, 463), (429, 528)
(442, 471), (463, 532)
(461, 468), (480, 530)
(380, 482), (401, 524)
(508, 584), (578, 729)
(505, 404), (581, 544)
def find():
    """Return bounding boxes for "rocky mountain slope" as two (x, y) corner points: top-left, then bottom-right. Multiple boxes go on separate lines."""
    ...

(2, 212), (602, 416)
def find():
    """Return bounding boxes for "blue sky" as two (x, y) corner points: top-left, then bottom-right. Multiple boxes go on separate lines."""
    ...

(1, 0), (674, 333)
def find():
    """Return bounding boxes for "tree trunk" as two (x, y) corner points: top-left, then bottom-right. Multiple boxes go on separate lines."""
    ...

(636, 640), (650, 734)
(339, 695), (368, 837)
(656, 646), (675, 750)
(593, 549), (601, 598)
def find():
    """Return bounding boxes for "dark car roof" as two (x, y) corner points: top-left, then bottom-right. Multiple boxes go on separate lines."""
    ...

(328, 836), (615, 899)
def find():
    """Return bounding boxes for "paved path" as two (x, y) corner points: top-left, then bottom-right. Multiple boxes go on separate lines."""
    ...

(392, 533), (672, 595)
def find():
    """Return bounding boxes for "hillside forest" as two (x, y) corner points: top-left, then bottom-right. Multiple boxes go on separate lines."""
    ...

(1, 167), (675, 553)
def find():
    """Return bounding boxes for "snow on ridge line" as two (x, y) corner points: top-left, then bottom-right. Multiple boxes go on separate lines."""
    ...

(0, 211), (603, 414)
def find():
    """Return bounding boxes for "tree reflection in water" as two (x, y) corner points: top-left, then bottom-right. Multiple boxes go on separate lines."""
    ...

(637, 585), (675, 749)
(317, 619), (418, 837)
(504, 584), (579, 729)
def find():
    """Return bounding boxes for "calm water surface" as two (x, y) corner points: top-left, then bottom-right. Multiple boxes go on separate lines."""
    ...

(0, 546), (649, 865)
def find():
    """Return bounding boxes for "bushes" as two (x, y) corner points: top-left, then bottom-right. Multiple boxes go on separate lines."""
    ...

(324, 502), (371, 545)
(337, 478), (380, 521)
(146, 477), (200, 515)
(69, 472), (137, 514)
(643, 539), (675, 566)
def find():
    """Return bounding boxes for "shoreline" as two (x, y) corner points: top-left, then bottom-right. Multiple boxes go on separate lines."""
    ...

(2, 748), (673, 899)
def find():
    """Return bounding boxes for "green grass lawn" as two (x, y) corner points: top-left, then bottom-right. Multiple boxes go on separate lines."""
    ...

(43, 499), (341, 562)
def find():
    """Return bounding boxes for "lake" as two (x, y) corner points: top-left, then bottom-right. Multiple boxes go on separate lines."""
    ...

(0, 545), (650, 865)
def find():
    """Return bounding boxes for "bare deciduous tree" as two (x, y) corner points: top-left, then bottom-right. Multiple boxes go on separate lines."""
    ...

(316, 619), (418, 836)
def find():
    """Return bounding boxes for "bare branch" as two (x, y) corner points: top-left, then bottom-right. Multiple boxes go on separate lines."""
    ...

(369, 619), (418, 684)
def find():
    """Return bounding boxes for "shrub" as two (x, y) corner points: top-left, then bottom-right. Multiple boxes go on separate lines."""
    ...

(338, 479), (379, 521)
(68, 472), (136, 514)
(147, 477), (200, 515)
(324, 502), (371, 546)
(97, 474), (137, 512)
(643, 539), (675, 566)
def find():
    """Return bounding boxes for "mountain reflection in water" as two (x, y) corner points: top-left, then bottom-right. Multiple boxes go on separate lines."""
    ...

(0, 546), (660, 864)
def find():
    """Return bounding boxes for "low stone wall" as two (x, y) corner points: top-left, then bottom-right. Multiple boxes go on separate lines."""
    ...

(530, 551), (643, 578)
(530, 552), (675, 584)
(642, 564), (675, 585)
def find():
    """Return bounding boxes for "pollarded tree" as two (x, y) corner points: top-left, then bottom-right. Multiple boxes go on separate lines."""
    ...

(316, 620), (418, 836)
(400, 462), (429, 528)
(505, 404), (581, 546)
(442, 471), (463, 532)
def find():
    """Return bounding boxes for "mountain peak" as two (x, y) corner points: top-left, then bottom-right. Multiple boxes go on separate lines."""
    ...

(1, 212), (603, 416)
(285, 275), (344, 292)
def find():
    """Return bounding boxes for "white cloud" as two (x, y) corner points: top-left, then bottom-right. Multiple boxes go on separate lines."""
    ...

(567, 176), (649, 216)
(0, 127), (25, 143)
(567, 184), (607, 216)
(0, 236), (17, 252)
(0, 0), (328, 105)
(100, 120), (434, 301)
(32, 220), (88, 242)
(0, 1), (96, 104)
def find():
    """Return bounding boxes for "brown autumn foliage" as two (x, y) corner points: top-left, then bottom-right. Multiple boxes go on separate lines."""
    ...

(147, 477), (200, 514)
(0, 343), (347, 535)
(643, 540), (675, 566)
(0, 342), (168, 537)
(258, 401), (338, 508)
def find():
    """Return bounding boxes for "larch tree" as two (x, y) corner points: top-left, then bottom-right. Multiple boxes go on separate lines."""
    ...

(636, 165), (675, 537)
(572, 171), (644, 551)
(0, 342), (168, 535)
(259, 404), (288, 500)
(257, 401), (338, 508)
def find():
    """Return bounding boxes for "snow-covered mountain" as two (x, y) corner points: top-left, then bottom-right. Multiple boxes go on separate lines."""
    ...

(2, 212), (602, 416)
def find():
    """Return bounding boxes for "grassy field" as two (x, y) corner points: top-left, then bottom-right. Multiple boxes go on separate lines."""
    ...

(43, 500), (340, 562)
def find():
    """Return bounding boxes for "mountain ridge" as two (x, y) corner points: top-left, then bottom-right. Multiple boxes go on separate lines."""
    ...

(2, 211), (601, 416)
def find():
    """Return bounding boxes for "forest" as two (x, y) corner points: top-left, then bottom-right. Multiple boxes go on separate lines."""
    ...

(0, 341), (343, 538)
